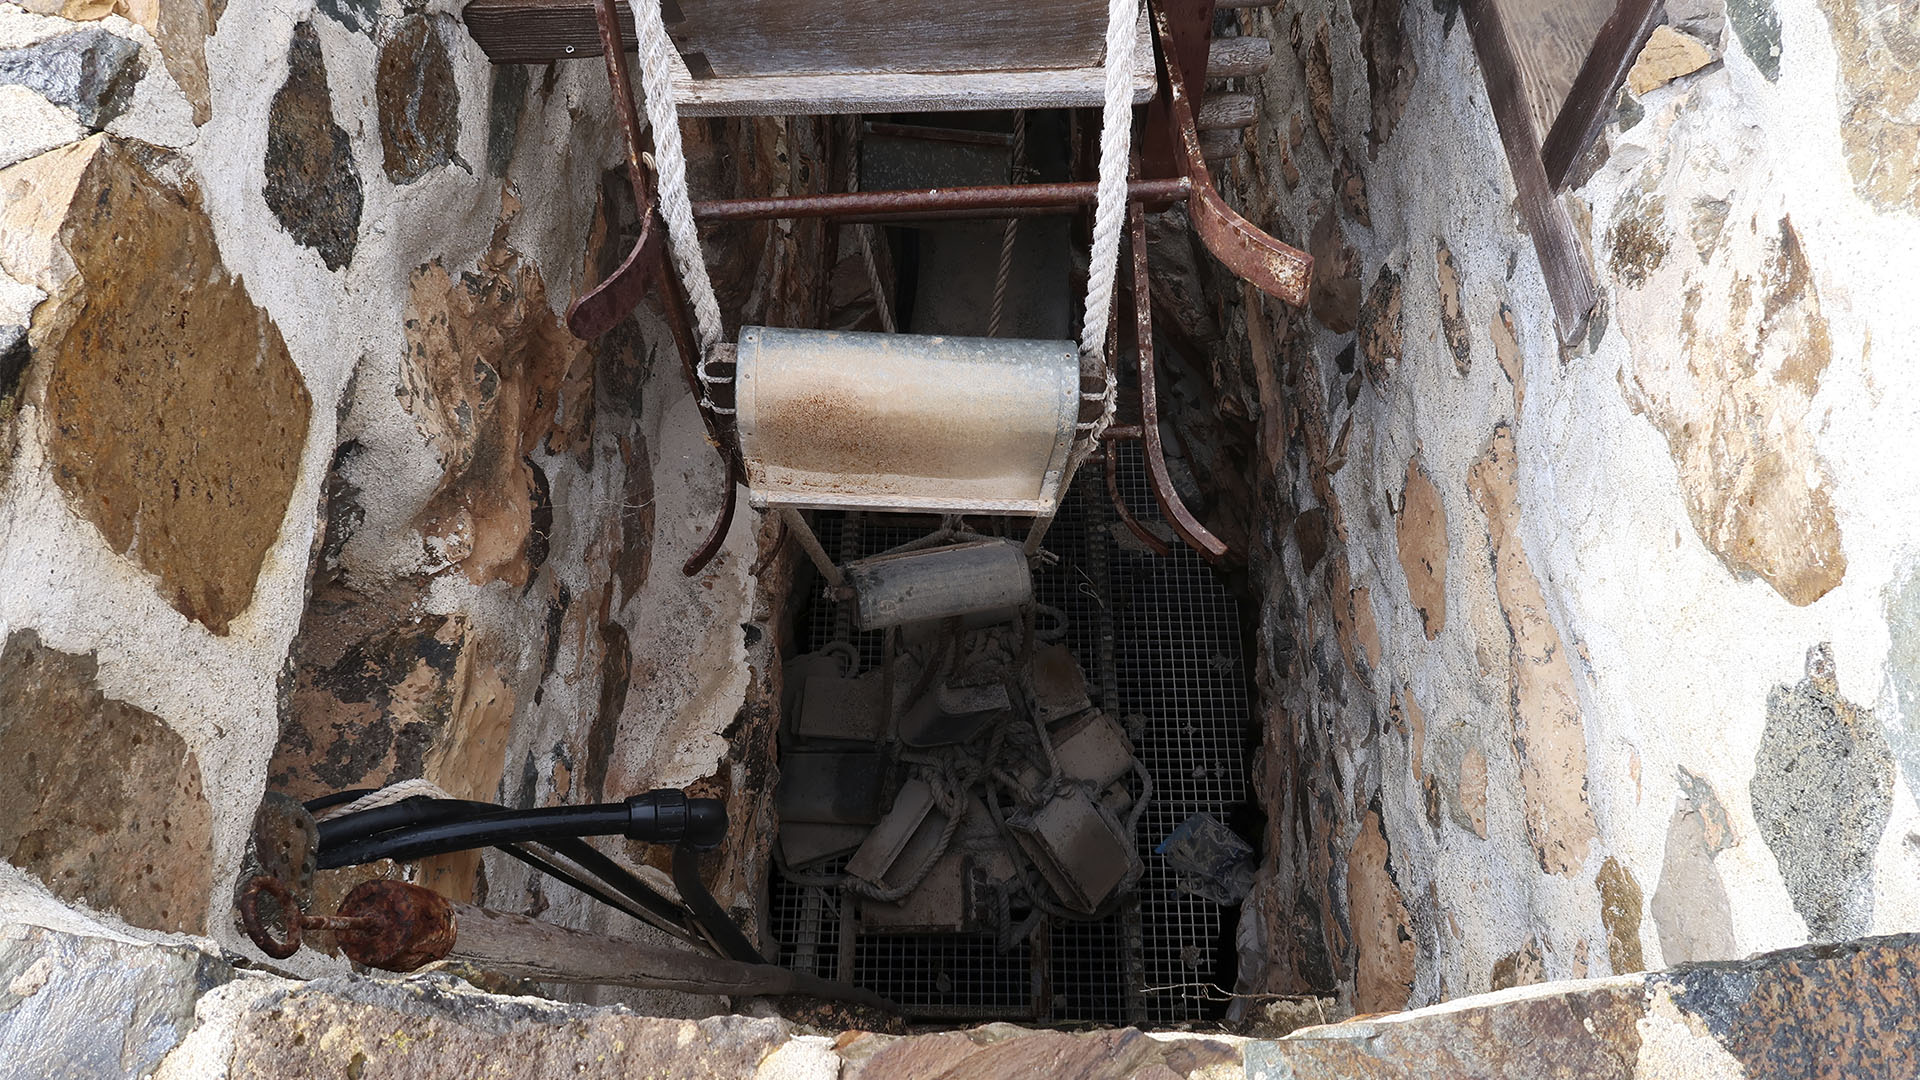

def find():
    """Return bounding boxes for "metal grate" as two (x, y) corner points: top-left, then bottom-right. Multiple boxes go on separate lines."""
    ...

(773, 445), (1251, 1025)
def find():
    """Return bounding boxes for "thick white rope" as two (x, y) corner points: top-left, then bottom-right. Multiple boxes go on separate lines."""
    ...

(316, 778), (457, 822)
(630, 0), (725, 358)
(1081, 0), (1139, 379)
(1030, 0), (1136, 557)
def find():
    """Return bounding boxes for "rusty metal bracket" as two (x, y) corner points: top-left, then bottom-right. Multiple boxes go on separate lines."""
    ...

(566, 0), (663, 341)
(563, 0), (740, 578)
(1130, 199), (1230, 562)
(1149, 0), (1311, 308)
(238, 874), (381, 960)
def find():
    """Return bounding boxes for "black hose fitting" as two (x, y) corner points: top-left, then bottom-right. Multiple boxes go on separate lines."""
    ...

(625, 789), (727, 849)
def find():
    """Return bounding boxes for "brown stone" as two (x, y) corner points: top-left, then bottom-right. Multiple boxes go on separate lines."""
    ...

(1268, 970), (1645, 1079)
(1337, 150), (1373, 227)
(0, 135), (311, 634)
(1352, 0), (1416, 156)
(1490, 938), (1543, 990)
(376, 15), (461, 184)
(1299, 16), (1336, 153)
(1815, 0), (1920, 212)
(1653, 933), (1920, 1078)
(1490, 300), (1524, 412)
(400, 235), (593, 588)
(229, 982), (796, 1079)
(1621, 216), (1846, 606)
(1457, 746), (1488, 839)
(1357, 263), (1403, 388)
(1627, 25), (1715, 95)
(1309, 212), (1361, 334)
(1596, 856), (1646, 974)
(1394, 454), (1447, 640)
(1347, 807), (1416, 1015)
(1435, 239), (1470, 375)
(0, 630), (213, 933)
(1327, 554), (1381, 678)
(1468, 424), (1597, 874)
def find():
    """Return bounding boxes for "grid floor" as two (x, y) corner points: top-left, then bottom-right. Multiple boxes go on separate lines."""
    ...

(772, 445), (1251, 1025)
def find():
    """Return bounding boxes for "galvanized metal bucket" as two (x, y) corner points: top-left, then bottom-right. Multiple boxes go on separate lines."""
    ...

(734, 326), (1079, 515)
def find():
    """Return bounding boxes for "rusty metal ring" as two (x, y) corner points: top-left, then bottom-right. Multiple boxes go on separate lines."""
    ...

(238, 875), (303, 959)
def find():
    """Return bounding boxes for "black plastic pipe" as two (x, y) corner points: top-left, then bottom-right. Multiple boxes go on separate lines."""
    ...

(316, 791), (725, 870)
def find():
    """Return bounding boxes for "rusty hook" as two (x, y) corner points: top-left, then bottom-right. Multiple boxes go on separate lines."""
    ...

(238, 875), (378, 959)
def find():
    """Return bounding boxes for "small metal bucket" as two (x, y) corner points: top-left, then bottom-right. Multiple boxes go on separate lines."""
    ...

(735, 326), (1079, 515)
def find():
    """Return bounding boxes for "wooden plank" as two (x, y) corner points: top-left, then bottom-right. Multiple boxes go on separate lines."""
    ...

(463, 0), (634, 64)
(666, 7), (1156, 116)
(1540, 0), (1665, 189)
(666, 0), (1107, 79)
(1460, 0), (1596, 342)
(1197, 90), (1257, 129)
(1492, 0), (1616, 141)
(1199, 127), (1241, 161)
(1206, 35), (1272, 78)
(461, 0), (1155, 115)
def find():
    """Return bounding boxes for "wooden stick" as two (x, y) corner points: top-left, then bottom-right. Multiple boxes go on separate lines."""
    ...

(446, 902), (892, 1009)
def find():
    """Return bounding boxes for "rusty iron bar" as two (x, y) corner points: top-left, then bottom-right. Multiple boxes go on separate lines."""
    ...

(561, 0), (738, 580)
(563, 0), (661, 341)
(1150, 2), (1312, 308)
(1106, 443), (1173, 557)
(1130, 199), (1230, 562)
(238, 875), (379, 960)
(690, 178), (1192, 223)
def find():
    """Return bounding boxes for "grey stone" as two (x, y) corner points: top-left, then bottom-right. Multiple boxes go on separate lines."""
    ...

(376, 15), (461, 184)
(1727, 0), (1782, 81)
(1884, 564), (1920, 795)
(0, 923), (236, 1080)
(486, 64), (529, 178)
(318, 0), (380, 35)
(264, 22), (362, 271)
(1750, 644), (1894, 941)
(1651, 790), (1738, 964)
(0, 27), (142, 129)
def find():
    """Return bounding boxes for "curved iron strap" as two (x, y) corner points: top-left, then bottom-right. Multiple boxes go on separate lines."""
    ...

(1102, 427), (1173, 558)
(1150, 2), (1312, 308)
(565, 0), (660, 341)
(1131, 200), (1230, 562)
(683, 454), (739, 577)
(567, 0), (740, 579)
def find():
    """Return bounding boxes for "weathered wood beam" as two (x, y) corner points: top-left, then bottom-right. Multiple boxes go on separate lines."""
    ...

(1197, 90), (1257, 129)
(1205, 35), (1272, 79)
(1458, 0), (1597, 341)
(1540, 0), (1666, 189)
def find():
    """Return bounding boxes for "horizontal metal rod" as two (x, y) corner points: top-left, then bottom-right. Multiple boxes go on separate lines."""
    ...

(691, 178), (1191, 223)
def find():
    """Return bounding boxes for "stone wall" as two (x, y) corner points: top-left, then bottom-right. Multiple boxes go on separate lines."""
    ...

(1211, 0), (1920, 1013)
(0, 0), (814, 986)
